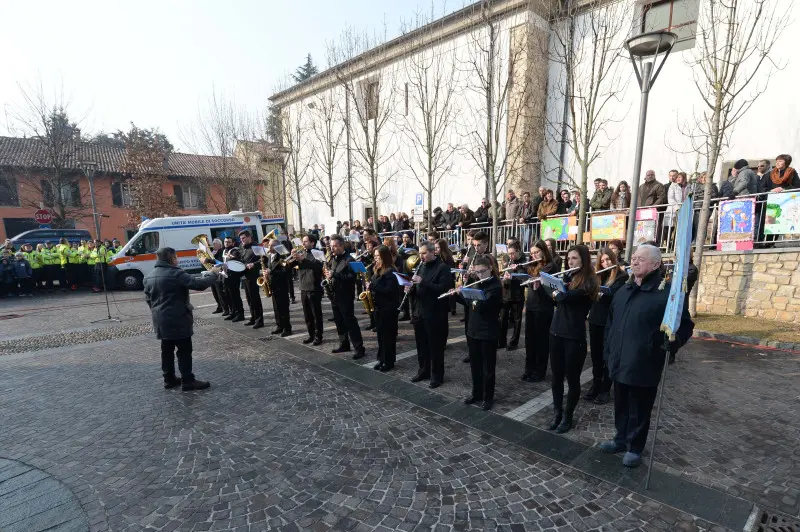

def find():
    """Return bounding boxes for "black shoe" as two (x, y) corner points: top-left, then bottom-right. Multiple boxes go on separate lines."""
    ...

(398, 314), (410, 322)
(231, 314), (244, 323)
(351, 350), (365, 360)
(244, 320), (256, 326)
(302, 337), (314, 344)
(462, 356), (470, 363)
(164, 377), (181, 389)
(668, 353), (676, 364)
(291, 299), (297, 304)
(451, 310), (456, 316)
(313, 338), (323, 346)
(410, 373), (430, 383)
(373, 362), (384, 370)
(223, 314), (235, 321)
(182, 379), (211, 391)
(593, 392), (610, 404)
(332, 345), (351, 354)
(548, 411), (563, 431)
(271, 327), (283, 334)
(429, 381), (442, 389)
(527, 374), (546, 383)
(280, 329), (292, 337)
(520, 373), (530, 381)
(212, 307), (223, 314)
(583, 389), (599, 401)
(253, 321), (264, 330)
(379, 365), (393, 372)
(481, 400), (493, 411)
(221, 312), (230, 317)
(464, 396), (480, 405)
(506, 343), (518, 351)
(556, 412), (574, 434)
(327, 317), (335, 322)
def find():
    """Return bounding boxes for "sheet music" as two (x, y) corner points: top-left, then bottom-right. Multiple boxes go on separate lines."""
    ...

(251, 245), (267, 256)
(310, 249), (325, 262)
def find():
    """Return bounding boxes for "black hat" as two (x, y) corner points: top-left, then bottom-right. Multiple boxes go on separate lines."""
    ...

(733, 159), (750, 170)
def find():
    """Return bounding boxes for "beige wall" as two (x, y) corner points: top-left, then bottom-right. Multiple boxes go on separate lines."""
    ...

(696, 249), (800, 322)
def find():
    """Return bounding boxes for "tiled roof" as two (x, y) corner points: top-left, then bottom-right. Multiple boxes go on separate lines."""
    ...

(0, 136), (260, 179)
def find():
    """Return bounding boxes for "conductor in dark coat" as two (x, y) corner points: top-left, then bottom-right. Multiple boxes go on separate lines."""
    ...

(144, 247), (219, 391)
(600, 244), (694, 468)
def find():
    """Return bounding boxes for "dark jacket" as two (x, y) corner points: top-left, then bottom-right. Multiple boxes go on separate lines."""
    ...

(239, 243), (261, 281)
(557, 198), (572, 215)
(329, 251), (357, 302)
(474, 205), (491, 224)
(762, 168), (800, 192)
(518, 201), (536, 222)
(369, 267), (400, 314)
(296, 253), (323, 293)
(265, 252), (290, 292)
(456, 276), (503, 341)
(604, 270), (694, 387)
(588, 269), (629, 327)
(525, 262), (557, 314)
(690, 182), (719, 206)
(459, 208), (475, 227)
(550, 273), (594, 342)
(432, 211), (445, 229)
(501, 258), (527, 302)
(391, 219), (404, 232)
(144, 260), (218, 340)
(639, 179), (667, 207)
(11, 259), (32, 279)
(410, 257), (453, 319)
(589, 189), (612, 210)
(441, 208), (460, 229)
(732, 167), (758, 197)
(0, 260), (14, 283)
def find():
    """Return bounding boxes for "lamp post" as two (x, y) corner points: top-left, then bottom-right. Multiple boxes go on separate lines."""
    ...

(80, 161), (100, 240)
(271, 146), (292, 230)
(623, 31), (677, 263)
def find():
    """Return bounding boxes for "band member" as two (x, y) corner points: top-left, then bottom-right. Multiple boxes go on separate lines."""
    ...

(208, 238), (230, 316)
(585, 248), (628, 404)
(326, 235), (366, 359)
(263, 237), (291, 335)
(434, 238), (457, 316)
(222, 237), (245, 322)
(457, 254), (503, 410)
(296, 234), (324, 345)
(238, 230), (264, 328)
(362, 238), (380, 331)
(396, 232), (418, 321)
(461, 231), (490, 363)
(407, 242), (453, 388)
(368, 245), (399, 372)
(523, 240), (557, 382)
(548, 244), (598, 434)
(498, 241), (525, 350)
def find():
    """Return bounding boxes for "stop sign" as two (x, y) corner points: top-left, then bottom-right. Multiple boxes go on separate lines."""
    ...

(34, 209), (53, 224)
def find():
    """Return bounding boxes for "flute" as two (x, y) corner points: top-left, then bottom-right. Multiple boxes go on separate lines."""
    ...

(500, 260), (536, 273)
(438, 275), (492, 299)
(520, 266), (579, 286)
(595, 265), (619, 275)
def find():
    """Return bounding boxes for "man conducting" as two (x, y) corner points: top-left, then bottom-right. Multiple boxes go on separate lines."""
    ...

(144, 247), (220, 391)
(600, 244), (694, 468)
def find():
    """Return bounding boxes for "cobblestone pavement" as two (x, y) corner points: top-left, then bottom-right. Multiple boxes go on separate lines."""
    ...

(1, 293), (724, 531)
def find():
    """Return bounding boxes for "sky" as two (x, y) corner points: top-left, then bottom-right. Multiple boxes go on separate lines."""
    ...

(0, 0), (459, 152)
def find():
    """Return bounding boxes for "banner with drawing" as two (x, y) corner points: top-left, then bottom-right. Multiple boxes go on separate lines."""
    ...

(764, 191), (800, 235)
(590, 212), (626, 241)
(541, 216), (570, 241)
(716, 198), (755, 251)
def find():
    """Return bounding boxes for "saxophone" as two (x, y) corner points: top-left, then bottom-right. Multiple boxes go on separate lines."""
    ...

(321, 260), (335, 301)
(357, 269), (374, 313)
(256, 256), (272, 297)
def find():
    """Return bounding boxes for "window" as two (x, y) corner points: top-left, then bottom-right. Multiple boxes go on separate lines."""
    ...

(0, 173), (19, 206)
(366, 81), (379, 120)
(127, 231), (159, 255)
(121, 183), (135, 206)
(174, 183), (203, 209)
(41, 180), (81, 207)
(641, 0), (699, 51)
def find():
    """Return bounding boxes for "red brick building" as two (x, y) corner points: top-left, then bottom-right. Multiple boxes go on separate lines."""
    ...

(0, 137), (285, 242)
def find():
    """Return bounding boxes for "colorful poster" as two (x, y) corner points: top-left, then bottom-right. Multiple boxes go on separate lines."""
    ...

(764, 191), (800, 235)
(541, 217), (570, 241)
(636, 207), (658, 221)
(634, 219), (657, 244)
(716, 198), (755, 251)
(591, 213), (626, 241)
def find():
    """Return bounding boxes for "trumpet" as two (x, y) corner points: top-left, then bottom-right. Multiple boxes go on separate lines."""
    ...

(520, 266), (579, 286)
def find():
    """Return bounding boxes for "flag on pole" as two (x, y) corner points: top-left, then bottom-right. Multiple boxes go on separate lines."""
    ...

(660, 195), (693, 341)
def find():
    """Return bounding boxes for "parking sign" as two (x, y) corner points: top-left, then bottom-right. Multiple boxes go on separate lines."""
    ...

(414, 193), (424, 222)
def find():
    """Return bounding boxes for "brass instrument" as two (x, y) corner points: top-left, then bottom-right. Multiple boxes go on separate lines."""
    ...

(404, 250), (420, 272)
(191, 234), (216, 271)
(256, 256), (272, 297)
(322, 263), (335, 301)
(358, 289), (375, 313)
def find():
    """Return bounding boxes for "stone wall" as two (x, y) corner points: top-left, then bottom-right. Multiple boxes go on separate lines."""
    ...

(696, 248), (800, 322)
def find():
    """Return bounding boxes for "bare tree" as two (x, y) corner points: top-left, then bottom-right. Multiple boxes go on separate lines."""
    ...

(685, 0), (788, 314)
(5, 81), (91, 227)
(328, 27), (398, 232)
(308, 89), (347, 217)
(547, 0), (630, 243)
(282, 105), (313, 231)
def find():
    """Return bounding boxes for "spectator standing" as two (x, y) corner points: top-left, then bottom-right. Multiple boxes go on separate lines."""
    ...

(0, 255), (14, 297)
(664, 171), (688, 239)
(566, 191), (582, 216)
(474, 199), (491, 225)
(537, 189), (559, 220)
(442, 203), (460, 230)
(589, 179), (612, 211)
(557, 190), (572, 215)
(532, 186), (545, 217)
(764, 154), (800, 193)
(728, 159), (758, 199)
(518, 192), (536, 249)
(503, 190), (520, 223)
(432, 207), (445, 229)
(611, 181), (630, 210)
(458, 204), (475, 229)
(638, 170), (667, 207)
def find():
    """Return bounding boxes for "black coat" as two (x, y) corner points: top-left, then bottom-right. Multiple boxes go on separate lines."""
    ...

(456, 277), (503, 341)
(329, 251), (357, 302)
(410, 257), (453, 319)
(441, 209), (460, 229)
(370, 268), (400, 314)
(550, 273), (594, 342)
(588, 269), (629, 327)
(501, 259), (527, 302)
(265, 253), (289, 292)
(473, 205), (490, 224)
(239, 243), (261, 281)
(604, 270), (694, 387)
(296, 254), (323, 292)
(525, 262), (557, 314)
(144, 260), (218, 340)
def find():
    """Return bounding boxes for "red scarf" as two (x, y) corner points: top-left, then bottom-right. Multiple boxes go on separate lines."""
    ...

(771, 166), (796, 186)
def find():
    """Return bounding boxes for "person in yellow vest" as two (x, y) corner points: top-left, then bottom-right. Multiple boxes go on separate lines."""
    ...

(56, 238), (70, 291)
(78, 239), (91, 287)
(25, 243), (43, 292)
(41, 242), (55, 290)
(67, 242), (83, 290)
(86, 241), (102, 292)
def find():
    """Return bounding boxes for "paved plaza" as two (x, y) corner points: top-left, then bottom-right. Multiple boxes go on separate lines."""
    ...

(1, 289), (798, 531)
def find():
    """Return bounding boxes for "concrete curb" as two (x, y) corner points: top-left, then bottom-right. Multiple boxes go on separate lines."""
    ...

(693, 329), (800, 353)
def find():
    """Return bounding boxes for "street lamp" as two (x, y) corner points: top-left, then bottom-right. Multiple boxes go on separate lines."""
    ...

(269, 146), (292, 230)
(79, 161), (100, 240)
(623, 30), (677, 263)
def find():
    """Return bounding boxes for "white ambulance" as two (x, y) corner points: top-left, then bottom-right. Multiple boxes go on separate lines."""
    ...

(109, 211), (285, 290)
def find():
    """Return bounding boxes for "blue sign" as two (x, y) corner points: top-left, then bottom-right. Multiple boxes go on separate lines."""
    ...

(661, 195), (693, 341)
(39, 224), (51, 229)
(415, 193), (423, 209)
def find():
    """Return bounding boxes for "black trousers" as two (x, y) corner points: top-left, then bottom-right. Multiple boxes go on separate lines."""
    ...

(271, 287), (291, 331)
(288, 274), (296, 301)
(463, 303), (470, 335)
(467, 336), (497, 401)
(414, 315), (448, 382)
(18, 278), (33, 295)
(242, 277), (263, 322)
(211, 282), (228, 312)
(66, 265), (79, 287)
(332, 298), (363, 350)
(92, 264), (103, 290)
(224, 276), (244, 316)
(524, 311), (552, 377)
(301, 290), (324, 339)
(58, 265), (67, 288)
(376, 309), (399, 367)
(549, 334), (587, 412)
(613, 381), (659, 454)
(589, 324), (612, 393)
(161, 337), (193, 382)
(499, 300), (523, 347)
(44, 265), (55, 289)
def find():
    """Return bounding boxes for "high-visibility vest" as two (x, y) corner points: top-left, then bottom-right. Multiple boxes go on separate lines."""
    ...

(67, 249), (82, 265)
(87, 249), (99, 266)
(27, 251), (42, 269)
(57, 244), (69, 266)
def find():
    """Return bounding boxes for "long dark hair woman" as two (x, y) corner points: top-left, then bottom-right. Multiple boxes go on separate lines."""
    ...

(584, 247), (628, 404)
(523, 240), (557, 382)
(368, 245), (400, 372)
(436, 238), (457, 316)
(548, 244), (599, 433)
(545, 238), (563, 271)
(456, 253), (503, 411)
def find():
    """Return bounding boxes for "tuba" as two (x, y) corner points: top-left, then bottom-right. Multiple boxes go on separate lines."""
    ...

(191, 234), (216, 271)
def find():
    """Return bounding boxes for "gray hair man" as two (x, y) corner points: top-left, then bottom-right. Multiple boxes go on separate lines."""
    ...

(599, 244), (694, 468)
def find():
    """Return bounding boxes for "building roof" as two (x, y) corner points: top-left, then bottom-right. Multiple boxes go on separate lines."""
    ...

(0, 136), (278, 180)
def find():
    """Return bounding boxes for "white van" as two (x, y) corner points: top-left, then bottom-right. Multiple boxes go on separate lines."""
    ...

(109, 211), (285, 290)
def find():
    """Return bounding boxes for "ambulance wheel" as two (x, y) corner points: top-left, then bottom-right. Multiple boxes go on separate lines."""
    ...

(118, 271), (143, 291)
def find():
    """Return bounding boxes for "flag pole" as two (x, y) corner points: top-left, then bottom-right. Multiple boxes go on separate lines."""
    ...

(645, 333), (672, 489)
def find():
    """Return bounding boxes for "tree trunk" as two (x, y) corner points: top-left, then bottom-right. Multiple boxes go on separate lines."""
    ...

(577, 159), (589, 245)
(328, 170), (335, 216)
(294, 178), (304, 232)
